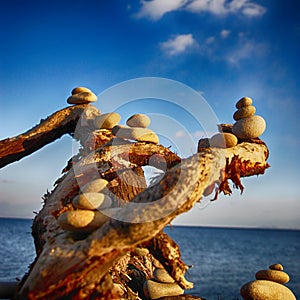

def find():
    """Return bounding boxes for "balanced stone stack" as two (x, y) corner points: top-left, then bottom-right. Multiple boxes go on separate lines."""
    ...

(58, 178), (113, 233)
(232, 97), (266, 139)
(94, 112), (121, 130)
(112, 113), (159, 144)
(143, 267), (185, 299)
(209, 132), (238, 148)
(67, 86), (97, 105)
(240, 263), (296, 300)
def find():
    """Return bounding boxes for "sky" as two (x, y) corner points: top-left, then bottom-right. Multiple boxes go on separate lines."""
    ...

(0, 0), (299, 229)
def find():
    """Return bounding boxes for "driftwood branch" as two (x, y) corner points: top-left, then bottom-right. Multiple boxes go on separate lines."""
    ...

(0, 104), (269, 299)
(16, 141), (269, 299)
(0, 105), (100, 169)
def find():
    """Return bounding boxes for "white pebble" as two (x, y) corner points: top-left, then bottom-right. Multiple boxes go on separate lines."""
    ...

(232, 115), (266, 139)
(126, 114), (151, 128)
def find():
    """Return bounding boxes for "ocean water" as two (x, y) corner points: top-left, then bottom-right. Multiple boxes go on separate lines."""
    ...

(0, 218), (299, 300)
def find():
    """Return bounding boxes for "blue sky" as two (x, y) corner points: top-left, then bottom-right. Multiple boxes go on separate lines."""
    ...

(0, 0), (299, 229)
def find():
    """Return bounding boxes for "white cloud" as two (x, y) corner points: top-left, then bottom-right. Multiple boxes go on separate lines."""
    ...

(136, 0), (266, 20)
(186, 0), (266, 16)
(225, 40), (267, 65)
(241, 2), (266, 16)
(136, 0), (188, 20)
(220, 29), (231, 38)
(160, 34), (197, 55)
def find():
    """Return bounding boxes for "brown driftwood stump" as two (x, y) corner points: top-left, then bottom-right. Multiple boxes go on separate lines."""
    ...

(0, 105), (269, 300)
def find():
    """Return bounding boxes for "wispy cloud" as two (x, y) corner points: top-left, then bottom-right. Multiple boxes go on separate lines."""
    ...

(136, 0), (266, 20)
(136, 0), (188, 20)
(160, 34), (197, 55)
(220, 29), (231, 38)
(225, 40), (267, 65)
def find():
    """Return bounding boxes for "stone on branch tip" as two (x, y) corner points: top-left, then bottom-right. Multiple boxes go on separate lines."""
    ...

(94, 112), (121, 129)
(153, 268), (175, 283)
(112, 125), (159, 144)
(67, 91), (97, 105)
(72, 193), (112, 210)
(71, 87), (93, 95)
(233, 105), (256, 121)
(210, 133), (238, 148)
(236, 97), (253, 109)
(232, 115), (266, 139)
(126, 114), (151, 128)
(57, 210), (110, 232)
(143, 280), (184, 299)
(81, 178), (108, 193)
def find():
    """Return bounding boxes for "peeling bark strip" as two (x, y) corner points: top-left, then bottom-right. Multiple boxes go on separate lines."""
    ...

(0, 105), (100, 168)
(16, 140), (269, 299)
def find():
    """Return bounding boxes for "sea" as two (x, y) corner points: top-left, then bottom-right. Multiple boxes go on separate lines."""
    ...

(0, 218), (299, 300)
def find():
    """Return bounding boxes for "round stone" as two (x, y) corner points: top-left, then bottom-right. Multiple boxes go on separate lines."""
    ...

(233, 105), (256, 121)
(133, 247), (149, 256)
(210, 133), (238, 148)
(240, 280), (296, 300)
(67, 92), (97, 104)
(94, 112), (121, 129)
(72, 193), (112, 210)
(269, 263), (284, 271)
(255, 269), (289, 284)
(112, 125), (159, 144)
(236, 97), (253, 109)
(57, 210), (110, 232)
(143, 280), (184, 299)
(71, 87), (93, 95)
(126, 114), (151, 128)
(81, 178), (108, 193)
(153, 268), (175, 283)
(232, 115), (266, 139)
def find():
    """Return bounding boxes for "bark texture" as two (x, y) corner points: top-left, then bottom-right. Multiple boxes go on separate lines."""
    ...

(0, 105), (269, 299)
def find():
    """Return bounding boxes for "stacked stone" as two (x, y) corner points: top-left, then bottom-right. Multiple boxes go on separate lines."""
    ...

(209, 132), (238, 148)
(67, 87), (97, 105)
(232, 97), (266, 139)
(143, 267), (185, 299)
(94, 112), (121, 130)
(58, 178), (113, 233)
(112, 114), (159, 144)
(240, 263), (296, 300)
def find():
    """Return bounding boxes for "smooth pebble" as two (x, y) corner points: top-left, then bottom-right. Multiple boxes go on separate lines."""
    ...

(57, 210), (109, 232)
(112, 125), (159, 144)
(153, 268), (175, 283)
(67, 92), (97, 104)
(72, 193), (112, 210)
(232, 115), (266, 139)
(72, 87), (93, 95)
(94, 112), (121, 129)
(210, 133), (238, 148)
(126, 114), (151, 128)
(233, 105), (256, 121)
(81, 178), (108, 193)
(255, 269), (289, 284)
(236, 97), (253, 109)
(240, 280), (296, 300)
(133, 247), (149, 256)
(269, 263), (284, 271)
(143, 280), (184, 299)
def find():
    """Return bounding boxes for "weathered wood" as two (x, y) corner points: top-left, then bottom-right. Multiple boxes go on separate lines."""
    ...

(16, 140), (269, 299)
(0, 105), (100, 168)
